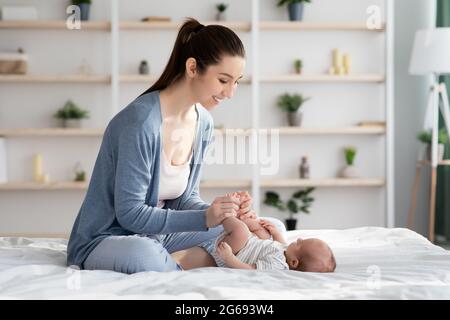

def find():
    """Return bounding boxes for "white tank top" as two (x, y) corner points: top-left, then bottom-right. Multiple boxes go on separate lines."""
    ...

(156, 149), (192, 208)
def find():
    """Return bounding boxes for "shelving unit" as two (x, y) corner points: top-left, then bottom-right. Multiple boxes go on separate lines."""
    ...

(0, 125), (385, 137)
(0, 0), (394, 231)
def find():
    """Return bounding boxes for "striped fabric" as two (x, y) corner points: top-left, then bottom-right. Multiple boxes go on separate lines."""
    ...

(211, 234), (289, 271)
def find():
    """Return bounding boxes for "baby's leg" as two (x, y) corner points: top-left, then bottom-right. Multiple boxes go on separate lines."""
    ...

(220, 217), (252, 254)
(241, 218), (271, 240)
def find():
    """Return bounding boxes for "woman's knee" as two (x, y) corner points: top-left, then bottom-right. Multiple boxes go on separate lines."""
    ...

(84, 235), (179, 274)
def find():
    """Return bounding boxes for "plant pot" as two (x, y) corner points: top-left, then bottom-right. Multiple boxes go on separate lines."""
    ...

(139, 61), (149, 75)
(285, 218), (297, 231)
(287, 111), (302, 127)
(426, 144), (445, 162)
(78, 3), (91, 21)
(295, 68), (302, 75)
(288, 3), (304, 21)
(339, 165), (360, 178)
(216, 12), (226, 21)
(64, 119), (84, 128)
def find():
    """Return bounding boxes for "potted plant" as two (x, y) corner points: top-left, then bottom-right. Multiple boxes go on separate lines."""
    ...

(264, 188), (315, 230)
(277, 0), (311, 21)
(216, 3), (228, 21)
(417, 129), (448, 161)
(73, 162), (86, 182)
(72, 0), (92, 21)
(139, 60), (149, 75)
(294, 59), (303, 74)
(277, 93), (310, 126)
(339, 146), (360, 178)
(54, 100), (89, 128)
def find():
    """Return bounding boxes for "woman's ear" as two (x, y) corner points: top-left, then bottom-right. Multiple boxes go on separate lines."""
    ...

(185, 57), (197, 78)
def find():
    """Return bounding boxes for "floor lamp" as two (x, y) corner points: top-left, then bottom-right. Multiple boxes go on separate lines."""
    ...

(408, 28), (450, 242)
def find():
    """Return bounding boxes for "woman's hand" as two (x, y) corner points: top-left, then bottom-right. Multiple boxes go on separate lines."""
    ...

(225, 191), (255, 220)
(205, 196), (240, 228)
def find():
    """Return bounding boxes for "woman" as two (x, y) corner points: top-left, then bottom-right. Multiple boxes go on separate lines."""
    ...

(67, 18), (285, 274)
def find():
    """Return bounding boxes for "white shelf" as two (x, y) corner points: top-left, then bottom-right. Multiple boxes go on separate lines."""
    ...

(0, 180), (251, 191)
(120, 74), (251, 84)
(261, 178), (385, 188)
(0, 20), (384, 32)
(120, 21), (251, 32)
(0, 74), (382, 84)
(260, 74), (385, 83)
(0, 20), (110, 30)
(0, 74), (111, 83)
(259, 21), (385, 31)
(0, 178), (384, 191)
(0, 181), (88, 191)
(0, 128), (104, 137)
(0, 126), (385, 138)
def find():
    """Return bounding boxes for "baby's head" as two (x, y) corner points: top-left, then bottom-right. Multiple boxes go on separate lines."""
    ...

(285, 238), (336, 273)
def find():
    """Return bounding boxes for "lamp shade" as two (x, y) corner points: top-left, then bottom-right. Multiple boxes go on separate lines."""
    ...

(409, 28), (450, 75)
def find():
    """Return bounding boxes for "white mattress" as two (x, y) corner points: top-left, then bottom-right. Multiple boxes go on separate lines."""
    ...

(1, 227), (450, 299)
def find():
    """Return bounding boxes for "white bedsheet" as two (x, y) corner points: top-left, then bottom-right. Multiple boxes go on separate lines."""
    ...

(0, 227), (450, 299)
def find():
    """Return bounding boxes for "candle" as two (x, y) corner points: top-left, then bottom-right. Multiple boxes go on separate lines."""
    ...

(33, 154), (43, 182)
(332, 49), (342, 69)
(343, 53), (351, 74)
(42, 173), (49, 184)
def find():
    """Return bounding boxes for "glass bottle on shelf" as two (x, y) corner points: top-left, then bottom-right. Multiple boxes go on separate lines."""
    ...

(299, 156), (310, 179)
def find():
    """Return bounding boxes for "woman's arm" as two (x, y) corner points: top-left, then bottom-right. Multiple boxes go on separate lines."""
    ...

(114, 127), (208, 235)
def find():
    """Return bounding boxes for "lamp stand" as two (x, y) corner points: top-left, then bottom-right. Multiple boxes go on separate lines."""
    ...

(408, 78), (450, 243)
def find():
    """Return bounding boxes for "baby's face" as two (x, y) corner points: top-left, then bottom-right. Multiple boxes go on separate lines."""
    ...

(286, 238), (335, 273)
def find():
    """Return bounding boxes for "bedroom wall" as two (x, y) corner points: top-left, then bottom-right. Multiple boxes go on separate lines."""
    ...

(0, 0), (436, 236)
(394, 0), (436, 237)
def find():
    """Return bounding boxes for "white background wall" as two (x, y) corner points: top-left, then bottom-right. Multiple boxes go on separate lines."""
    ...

(394, 0), (435, 237)
(0, 0), (435, 236)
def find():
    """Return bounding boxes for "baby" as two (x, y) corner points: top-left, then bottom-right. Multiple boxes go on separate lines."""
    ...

(202, 191), (336, 272)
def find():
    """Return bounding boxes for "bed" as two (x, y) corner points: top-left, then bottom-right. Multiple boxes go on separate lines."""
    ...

(1, 227), (450, 299)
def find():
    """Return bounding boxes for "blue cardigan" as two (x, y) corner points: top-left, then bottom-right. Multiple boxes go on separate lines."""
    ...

(67, 90), (214, 267)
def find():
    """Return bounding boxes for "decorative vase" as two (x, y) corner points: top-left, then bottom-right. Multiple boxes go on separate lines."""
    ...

(288, 3), (304, 21)
(216, 12), (226, 21)
(285, 218), (297, 231)
(78, 3), (91, 21)
(139, 61), (149, 75)
(64, 119), (83, 128)
(287, 111), (302, 127)
(426, 144), (445, 162)
(339, 165), (360, 178)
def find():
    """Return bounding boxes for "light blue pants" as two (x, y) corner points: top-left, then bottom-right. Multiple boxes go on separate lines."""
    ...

(83, 217), (286, 274)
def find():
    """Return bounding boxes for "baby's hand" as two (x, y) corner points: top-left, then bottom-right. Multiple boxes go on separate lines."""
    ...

(259, 219), (278, 235)
(216, 241), (234, 260)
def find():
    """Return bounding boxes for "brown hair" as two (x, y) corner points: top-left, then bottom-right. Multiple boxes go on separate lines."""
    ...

(139, 17), (246, 97)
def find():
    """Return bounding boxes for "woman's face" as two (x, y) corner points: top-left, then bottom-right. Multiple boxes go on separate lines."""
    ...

(192, 55), (246, 111)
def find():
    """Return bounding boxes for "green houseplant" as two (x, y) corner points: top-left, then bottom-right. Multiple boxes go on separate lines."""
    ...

(277, 0), (312, 21)
(294, 59), (303, 74)
(72, 0), (92, 21)
(54, 100), (89, 128)
(417, 129), (448, 161)
(264, 188), (315, 230)
(216, 3), (228, 21)
(73, 161), (86, 182)
(339, 146), (360, 178)
(277, 93), (310, 126)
